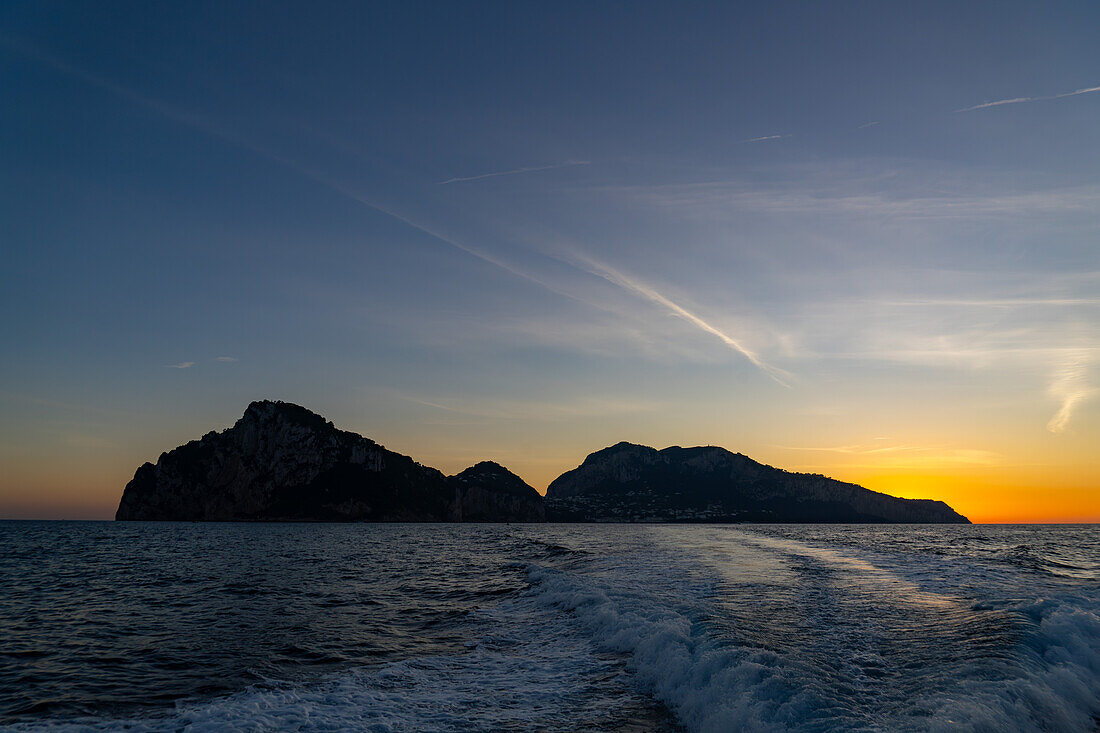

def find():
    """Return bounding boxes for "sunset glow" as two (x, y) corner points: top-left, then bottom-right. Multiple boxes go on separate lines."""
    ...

(2, 2), (1098, 523)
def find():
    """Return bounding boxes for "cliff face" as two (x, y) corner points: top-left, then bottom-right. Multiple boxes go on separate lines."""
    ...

(116, 402), (538, 522)
(117, 403), (968, 524)
(448, 461), (545, 522)
(545, 442), (970, 524)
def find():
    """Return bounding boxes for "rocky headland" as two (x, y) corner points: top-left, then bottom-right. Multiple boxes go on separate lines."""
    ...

(545, 442), (969, 523)
(117, 401), (968, 523)
(116, 401), (543, 522)
(449, 461), (546, 522)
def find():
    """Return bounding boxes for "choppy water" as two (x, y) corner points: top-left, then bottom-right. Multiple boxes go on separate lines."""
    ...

(1, 522), (1097, 732)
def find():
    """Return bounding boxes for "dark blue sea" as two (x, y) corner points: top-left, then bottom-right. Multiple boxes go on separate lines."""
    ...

(1, 523), (1098, 732)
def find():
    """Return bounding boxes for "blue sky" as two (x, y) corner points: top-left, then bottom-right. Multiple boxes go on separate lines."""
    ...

(2, 1), (1098, 520)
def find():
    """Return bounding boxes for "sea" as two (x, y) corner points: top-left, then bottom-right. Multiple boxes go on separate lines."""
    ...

(1, 522), (1098, 732)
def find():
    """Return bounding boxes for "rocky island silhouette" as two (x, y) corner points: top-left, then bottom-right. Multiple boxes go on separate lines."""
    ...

(116, 401), (969, 523)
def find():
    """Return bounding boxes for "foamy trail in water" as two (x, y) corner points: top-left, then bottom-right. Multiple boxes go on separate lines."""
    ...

(7, 525), (1099, 732)
(8, 597), (670, 732)
(526, 526), (1100, 732)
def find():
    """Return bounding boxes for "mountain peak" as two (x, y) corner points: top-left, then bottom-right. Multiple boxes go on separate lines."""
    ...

(449, 461), (545, 521)
(117, 401), (541, 522)
(239, 400), (332, 431)
(451, 461), (540, 497)
(547, 440), (969, 523)
(118, 401), (967, 524)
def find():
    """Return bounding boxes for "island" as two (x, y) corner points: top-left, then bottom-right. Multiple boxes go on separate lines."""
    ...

(545, 442), (968, 523)
(116, 401), (544, 522)
(116, 400), (969, 523)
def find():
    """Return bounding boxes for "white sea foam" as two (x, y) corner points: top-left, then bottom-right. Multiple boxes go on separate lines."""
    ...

(9, 596), (661, 733)
(927, 596), (1100, 731)
(11, 634), (652, 732)
(527, 561), (814, 732)
(11, 526), (1100, 732)
(525, 528), (1100, 732)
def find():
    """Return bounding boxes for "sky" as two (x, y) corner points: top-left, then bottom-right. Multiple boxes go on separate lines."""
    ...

(2, 1), (1098, 522)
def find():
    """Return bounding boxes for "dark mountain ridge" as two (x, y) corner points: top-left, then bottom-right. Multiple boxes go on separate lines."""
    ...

(115, 401), (542, 522)
(545, 441), (969, 523)
(116, 401), (968, 523)
(450, 461), (546, 522)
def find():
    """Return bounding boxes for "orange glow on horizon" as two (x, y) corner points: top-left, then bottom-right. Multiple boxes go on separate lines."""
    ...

(1, 432), (1097, 523)
(855, 472), (1100, 524)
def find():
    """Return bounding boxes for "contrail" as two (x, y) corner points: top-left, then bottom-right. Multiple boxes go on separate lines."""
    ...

(1, 38), (584, 303)
(438, 160), (590, 185)
(570, 253), (790, 386)
(1056, 84), (1100, 98)
(956, 96), (1033, 112)
(956, 83), (1100, 112)
(741, 134), (792, 143)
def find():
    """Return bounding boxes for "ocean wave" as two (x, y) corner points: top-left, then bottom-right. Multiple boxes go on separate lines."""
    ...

(9, 584), (668, 733)
(990, 544), (1100, 580)
(11, 647), (661, 732)
(525, 531), (1100, 732)
(7, 525), (1099, 732)
(528, 561), (831, 732)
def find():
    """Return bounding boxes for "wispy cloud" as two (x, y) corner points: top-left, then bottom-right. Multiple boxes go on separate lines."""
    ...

(393, 391), (659, 421)
(884, 297), (1100, 308)
(775, 441), (925, 456)
(345, 196), (599, 307)
(775, 442), (1002, 468)
(567, 252), (790, 386)
(783, 295), (1100, 432)
(956, 83), (1100, 112)
(167, 362), (194, 369)
(215, 356), (238, 362)
(11, 38), (718, 373)
(626, 179), (1100, 220)
(741, 134), (792, 143)
(0, 38), (557, 299)
(1046, 352), (1097, 433)
(858, 121), (880, 129)
(438, 160), (590, 185)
